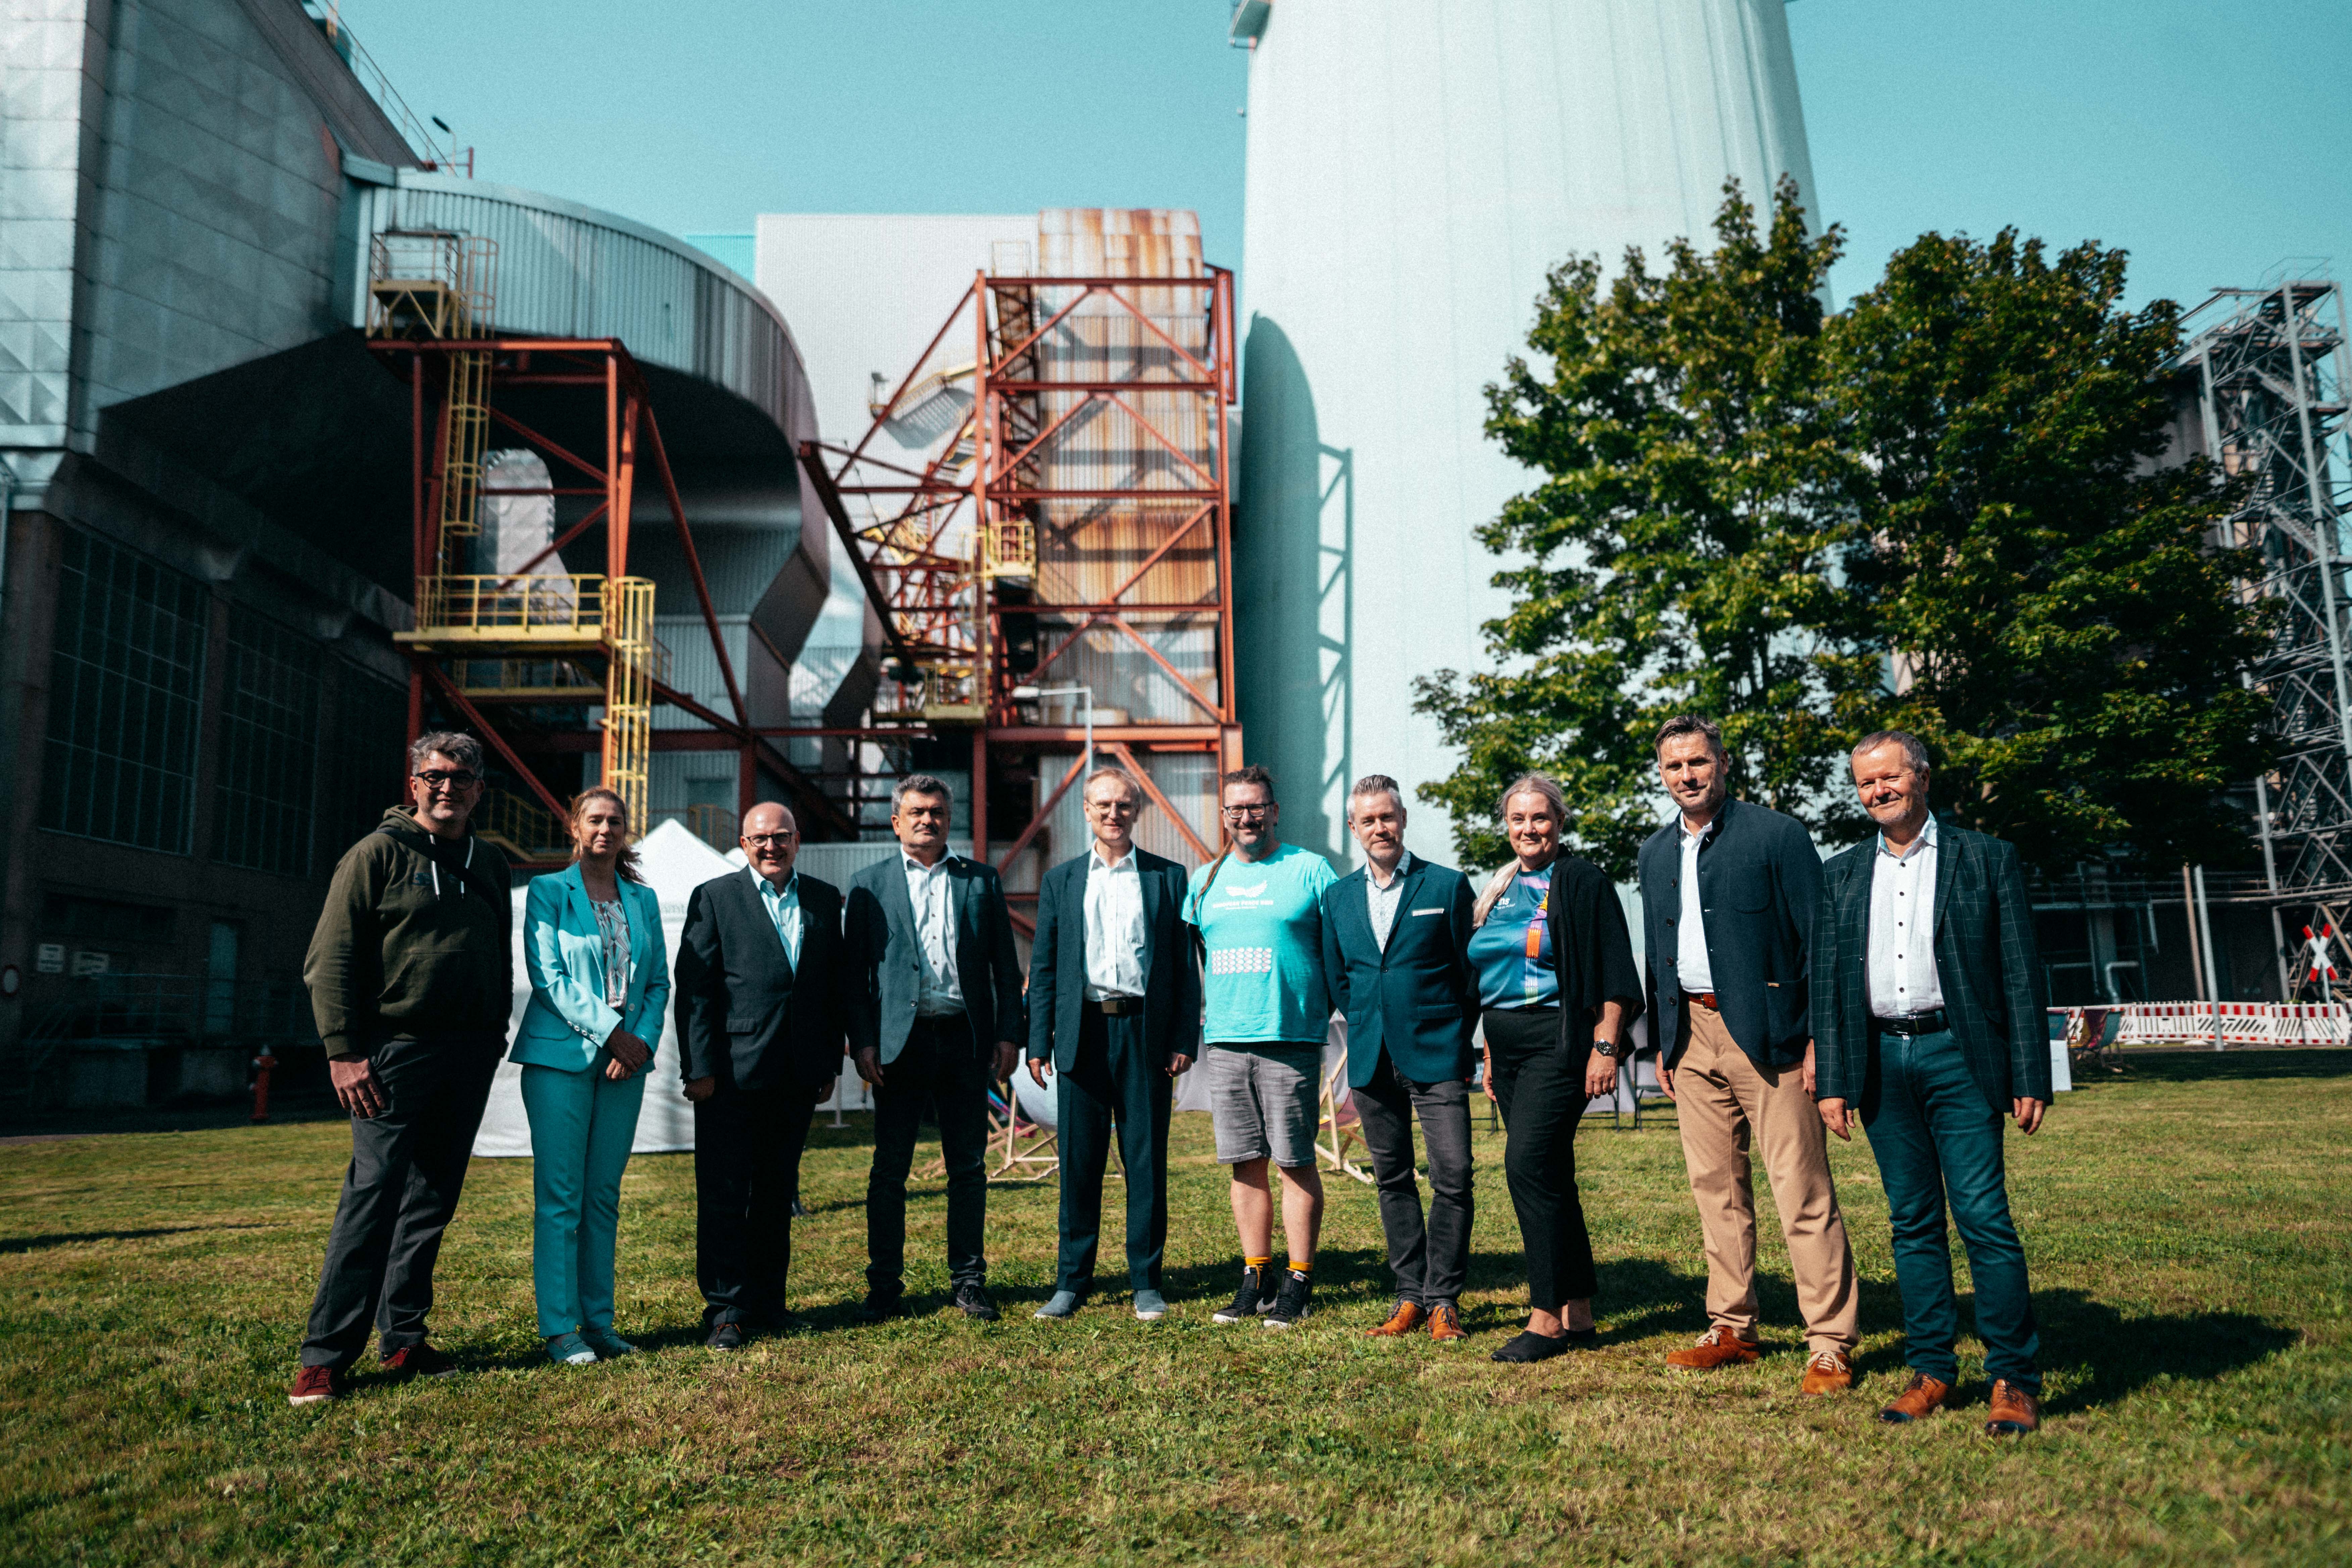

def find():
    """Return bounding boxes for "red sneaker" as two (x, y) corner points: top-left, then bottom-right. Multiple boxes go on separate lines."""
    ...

(287, 1365), (344, 1406)
(380, 1342), (459, 1380)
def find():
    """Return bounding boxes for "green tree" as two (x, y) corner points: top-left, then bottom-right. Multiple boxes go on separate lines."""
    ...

(1414, 177), (1877, 876)
(1832, 230), (2271, 873)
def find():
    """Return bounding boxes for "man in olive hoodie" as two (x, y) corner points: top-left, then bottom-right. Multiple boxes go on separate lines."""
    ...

(290, 732), (514, 1405)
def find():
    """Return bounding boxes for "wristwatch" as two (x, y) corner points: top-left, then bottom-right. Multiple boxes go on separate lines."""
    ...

(1592, 1037), (1620, 1059)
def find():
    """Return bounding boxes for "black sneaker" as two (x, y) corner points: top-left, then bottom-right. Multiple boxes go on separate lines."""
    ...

(860, 1292), (905, 1323)
(706, 1321), (747, 1351)
(953, 1281), (1001, 1321)
(1263, 1269), (1314, 1329)
(1211, 1265), (1274, 1324)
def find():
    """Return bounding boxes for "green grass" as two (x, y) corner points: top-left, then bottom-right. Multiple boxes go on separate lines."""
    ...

(3, 1051), (2348, 1566)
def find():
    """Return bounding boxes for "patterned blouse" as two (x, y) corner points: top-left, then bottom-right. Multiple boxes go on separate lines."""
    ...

(589, 894), (631, 1009)
(1467, 868), (1559, 1010)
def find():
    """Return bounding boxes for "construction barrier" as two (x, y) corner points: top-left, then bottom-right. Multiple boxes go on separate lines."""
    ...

(2110, 1001), (2351, 1048)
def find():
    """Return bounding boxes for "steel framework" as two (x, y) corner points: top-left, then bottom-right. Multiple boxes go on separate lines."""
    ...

(368, 235), (850, 864)
(2176, 278), (2352, 991)
(800, 252), (1243, 922)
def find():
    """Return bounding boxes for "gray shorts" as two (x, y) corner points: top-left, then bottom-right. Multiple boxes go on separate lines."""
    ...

(1205, 1042), (1323, 1168)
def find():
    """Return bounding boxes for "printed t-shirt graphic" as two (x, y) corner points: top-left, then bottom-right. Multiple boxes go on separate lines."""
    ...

(1182, 842), (1336, 1043)
(1468, 869), (1560, 1009)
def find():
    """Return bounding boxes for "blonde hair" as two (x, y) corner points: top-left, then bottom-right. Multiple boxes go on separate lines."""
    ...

(1472, 772), (1566, 927)
(568, 787), (643, 882)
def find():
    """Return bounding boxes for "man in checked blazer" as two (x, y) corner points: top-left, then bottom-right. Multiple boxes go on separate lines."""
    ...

(845, 774), (1026, 1322)
(1024, 767), (1199, 1323)
(1814, 730), (2053, 1437)
(1319, 775), (1480, 1342)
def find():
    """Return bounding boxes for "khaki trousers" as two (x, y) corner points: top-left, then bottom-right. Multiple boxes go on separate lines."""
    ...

(1673, 1006), (1858, 1354)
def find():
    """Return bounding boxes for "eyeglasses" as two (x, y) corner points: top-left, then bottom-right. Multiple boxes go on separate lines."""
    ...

(1222, 804), (1272, 821)
(743, 833), (796, 848)
(413, 770), (480, 790)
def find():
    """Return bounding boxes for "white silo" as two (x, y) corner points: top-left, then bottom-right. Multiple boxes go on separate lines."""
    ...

(1231, 0), (1819, 861)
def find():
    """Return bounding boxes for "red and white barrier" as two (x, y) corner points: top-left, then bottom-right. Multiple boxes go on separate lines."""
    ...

(2110, 1001), (2351, 1048)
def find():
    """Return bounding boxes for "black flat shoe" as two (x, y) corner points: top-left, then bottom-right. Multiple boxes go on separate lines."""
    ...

(1490, 1330), (1575, 1363)
(859, 1294), (904, 1323)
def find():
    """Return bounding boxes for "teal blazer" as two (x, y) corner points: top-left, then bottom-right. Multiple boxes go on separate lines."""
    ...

(510, 865), (671, 1072)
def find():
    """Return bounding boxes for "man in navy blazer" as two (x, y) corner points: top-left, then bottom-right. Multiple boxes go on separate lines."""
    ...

(1814, 731), (2052, 1435)
(1318, 775), (1480, 1341)
(675, 801), (847, 1348)
(844, 773), (1026, 1321)
(1024, 768), (1199, 1322)
(1636, 715), (1858, 1393)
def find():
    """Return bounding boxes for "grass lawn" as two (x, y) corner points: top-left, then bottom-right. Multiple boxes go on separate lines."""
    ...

(3, 1050), (2348, 1566)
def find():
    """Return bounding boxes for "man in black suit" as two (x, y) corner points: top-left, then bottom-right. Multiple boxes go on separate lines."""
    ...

(675, 801), (847, 1349)
(1637, 715), (1858, 1393)
(1814, 730), (2052, 1436)
(1025, 767), (1198, 1322)
(1319, 775), (1479, 1343)
(845, 774), (1025, 1321)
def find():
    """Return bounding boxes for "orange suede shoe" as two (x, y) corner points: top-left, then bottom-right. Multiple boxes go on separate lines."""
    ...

(1367, 1301), (1425, 1338)
(1427, 1303), (1467, 1343)
(1877, 1372), (1952, 1424)
(1800, 1349), (1854, 1395)
(1984, 1379), (2042, 1436)
(1665, 1327), (1762, 1370)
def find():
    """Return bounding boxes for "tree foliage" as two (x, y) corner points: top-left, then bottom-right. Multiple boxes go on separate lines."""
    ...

(1416, 181), (2271, 879)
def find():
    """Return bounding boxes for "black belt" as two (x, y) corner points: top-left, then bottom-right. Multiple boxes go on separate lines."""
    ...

(1871, 1010), (1948, 1036)
(1085, 995), (1142, 1016)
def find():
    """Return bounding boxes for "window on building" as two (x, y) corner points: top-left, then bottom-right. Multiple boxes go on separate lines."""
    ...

(214, 611), (324, 877)
(316, 664), (409, 868)
(40, 529), (211, 853)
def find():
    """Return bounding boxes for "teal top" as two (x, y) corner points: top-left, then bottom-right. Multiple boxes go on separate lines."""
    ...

(1182, 841), (1337, 1045)
(1468, 868), (1559, 1010)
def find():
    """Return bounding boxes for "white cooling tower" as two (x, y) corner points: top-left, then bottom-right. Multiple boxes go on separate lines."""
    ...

(1231, 0), (1819, 860)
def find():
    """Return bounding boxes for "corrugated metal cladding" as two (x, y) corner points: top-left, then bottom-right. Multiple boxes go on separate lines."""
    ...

(1014, 748), (1217, 884)
(1024, 209), (1222, 715)
(347, 173), (802, 438)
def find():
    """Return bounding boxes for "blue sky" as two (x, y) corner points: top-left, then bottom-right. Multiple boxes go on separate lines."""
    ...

(337, 0), (2350, 314)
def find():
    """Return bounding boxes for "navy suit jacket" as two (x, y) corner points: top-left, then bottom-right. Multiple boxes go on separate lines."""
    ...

(674, 867), (847, 1093)
(1636, 797), (1823, 1072)
(1320, 855), (1478, 1087)
(845, 853), (1026, 1065)
(1812, 817), (2052, 1116)
(1024, 847), (1199, 1071)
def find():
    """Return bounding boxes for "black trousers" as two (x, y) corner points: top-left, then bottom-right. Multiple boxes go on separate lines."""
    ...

(867, 1014), (993, 1296)
(1484, 1007), (1599, 1312)
(694, 1082), (819, 1326)
(300, 1034), (501, 1369)
(1054, 1004), (1172, 1295)
(1353, 1047), (1475, 1308)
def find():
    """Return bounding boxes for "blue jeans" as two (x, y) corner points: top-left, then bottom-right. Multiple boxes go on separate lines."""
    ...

(519, 1061), (645, 1338)
(1862, 1027), (2040, 1390)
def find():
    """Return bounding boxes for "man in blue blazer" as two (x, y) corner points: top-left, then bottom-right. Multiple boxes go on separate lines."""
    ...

(1024, 768), (1199, 1322)
(1637, 716), (1858, 1393)
(1318, 775), (1479, 1341)
(845, 774), (1026, 1321)
(675, 801), (847, 1348)
(1814, 730), (2052, 1436)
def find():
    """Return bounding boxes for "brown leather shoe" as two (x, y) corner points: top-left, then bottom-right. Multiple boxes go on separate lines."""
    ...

(1427, 1303), (1466, 1343)
(1800, 1349), (1854, 1395)
(1367, 1301), (1425, 1338)
(1984, 1379), (2041, 1436)
(1665, 1326), (1762, 1370)
(1877, 1372), (1952, 1423)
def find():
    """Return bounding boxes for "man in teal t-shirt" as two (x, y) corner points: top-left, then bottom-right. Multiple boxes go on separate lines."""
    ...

(1183, 765), (1336, 1328)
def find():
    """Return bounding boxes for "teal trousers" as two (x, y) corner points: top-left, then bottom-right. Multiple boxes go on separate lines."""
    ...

(519, 1061), (645, 1338)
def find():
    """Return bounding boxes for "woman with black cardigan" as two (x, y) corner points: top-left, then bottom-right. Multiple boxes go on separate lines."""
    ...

(1469, 773), (1643, 1363)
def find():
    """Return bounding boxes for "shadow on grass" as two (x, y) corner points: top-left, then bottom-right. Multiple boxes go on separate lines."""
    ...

(2117, 1047), (2352, 1084)
(2031, 1289), (2296, 1412)
(1, 1222), (282, 1255)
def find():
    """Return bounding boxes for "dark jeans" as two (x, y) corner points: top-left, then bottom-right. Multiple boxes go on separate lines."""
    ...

(300, 1034), (501, 1368)
(694, 1082), (819, 1326)
(1484, 1007), (1598, 1312)
(867, 1014), (992, 1297)
(1054, 1005), (1172, 1295)
(1863, 1026), (2041, 1390)
(1353, 1048), (1473, 1308)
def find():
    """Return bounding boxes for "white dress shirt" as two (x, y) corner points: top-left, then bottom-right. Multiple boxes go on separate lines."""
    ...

(1676, 814), (1717, 993)
(1082, 844), (1148, 999)
(1867, 814), (1945, 1017)
(902, 851), (965, 1016)
(1365, 849), (1413, 952)
(754, 868), (804, 969)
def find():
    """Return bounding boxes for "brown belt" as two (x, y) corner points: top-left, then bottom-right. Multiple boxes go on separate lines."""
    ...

(1087, 995), (1142, 1016)
(1686, 991), (1721, 1011)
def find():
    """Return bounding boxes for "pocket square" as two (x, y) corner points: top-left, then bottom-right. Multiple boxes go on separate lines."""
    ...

(1411, 907), (1443, 915)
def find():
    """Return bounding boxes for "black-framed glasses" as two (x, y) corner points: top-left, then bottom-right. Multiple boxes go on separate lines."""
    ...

(1222, 804), (1272, 821)
(743, 833), (796, 848)
(414, 769), (480, 790)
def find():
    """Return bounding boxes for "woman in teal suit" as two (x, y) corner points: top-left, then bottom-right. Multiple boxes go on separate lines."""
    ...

(513, 787), (669, 1366)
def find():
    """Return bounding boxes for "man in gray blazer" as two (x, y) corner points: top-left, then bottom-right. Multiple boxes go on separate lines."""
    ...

(844, 774), (1026, 1321)
(1814, 730), (2052, 1436)
(1637, 715), (1858, 1394)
